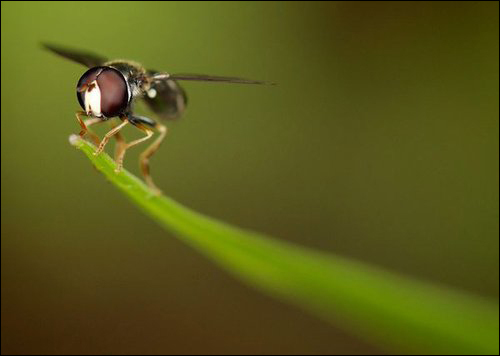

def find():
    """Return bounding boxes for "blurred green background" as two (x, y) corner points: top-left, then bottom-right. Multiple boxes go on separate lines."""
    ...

(1, 1), (498, 354)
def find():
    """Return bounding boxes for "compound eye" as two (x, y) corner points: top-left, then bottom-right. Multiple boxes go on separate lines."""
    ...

(76, 67), (101, 111)
(76, 66), (129, 118)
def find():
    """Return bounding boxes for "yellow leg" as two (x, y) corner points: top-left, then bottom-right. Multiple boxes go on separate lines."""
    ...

(110, 121), (127, 162)
(76, 111), (101, 145)
(94, 119), (129, 156)
(114, 124), (154, 173)
(139, 123), (168, 193)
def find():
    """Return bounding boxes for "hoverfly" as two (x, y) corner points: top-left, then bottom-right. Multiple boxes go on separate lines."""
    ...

(43, 43), (272, 193)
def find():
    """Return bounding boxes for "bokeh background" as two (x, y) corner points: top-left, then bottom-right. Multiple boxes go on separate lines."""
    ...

(1, 1), (498, 354)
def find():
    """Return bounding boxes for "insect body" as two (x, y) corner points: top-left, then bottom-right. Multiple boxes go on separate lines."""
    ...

(43, 43), (271, 193)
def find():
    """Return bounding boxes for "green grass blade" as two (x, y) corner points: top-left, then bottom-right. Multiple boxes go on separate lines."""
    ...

(70, 135), (499, 354)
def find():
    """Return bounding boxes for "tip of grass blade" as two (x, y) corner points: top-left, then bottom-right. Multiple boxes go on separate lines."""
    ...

(69, 134), (163, 198)
(69, 134), (83, 147)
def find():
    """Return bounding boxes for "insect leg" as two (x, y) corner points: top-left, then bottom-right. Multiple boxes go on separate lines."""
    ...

(76, 110), (102, 145)
(123, 115), (168, 193)
(114, 122), (154, 173)
(94, 118), (129, 156)
(109, 121), (127, 162)
(139, 122), (167, 193)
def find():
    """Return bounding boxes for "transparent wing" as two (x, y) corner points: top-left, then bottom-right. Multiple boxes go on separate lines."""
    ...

(42, 43), (107, 68)
(156, 73), (275, 85)
(143, 72), (274, 120)
(143, 72), (187, 120)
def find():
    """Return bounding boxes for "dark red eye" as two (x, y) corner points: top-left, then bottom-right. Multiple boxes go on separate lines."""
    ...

(76, 67), (102, 110)
(76, 66), (129, 118)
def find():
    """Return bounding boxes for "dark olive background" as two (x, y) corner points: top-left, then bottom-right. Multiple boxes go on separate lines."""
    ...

(1, 2), (498, 354)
